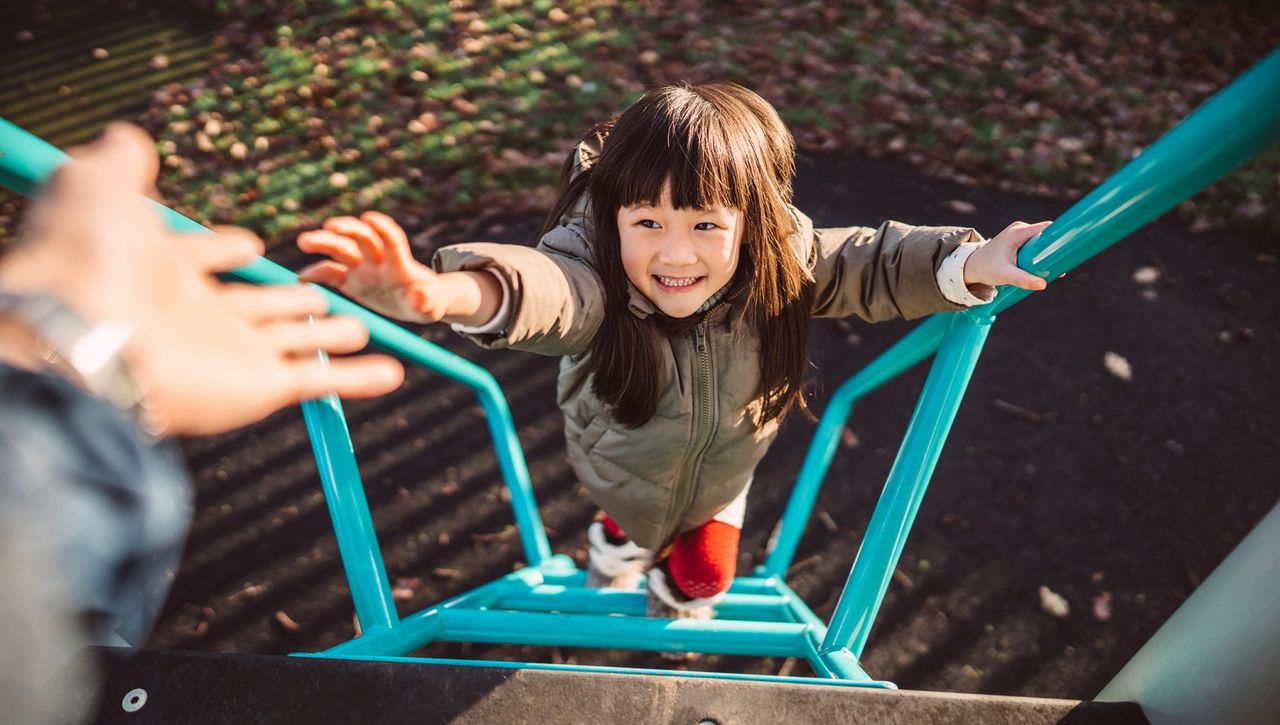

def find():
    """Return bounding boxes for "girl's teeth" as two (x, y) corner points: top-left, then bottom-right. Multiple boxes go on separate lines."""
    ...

(657, 276), (697, 287)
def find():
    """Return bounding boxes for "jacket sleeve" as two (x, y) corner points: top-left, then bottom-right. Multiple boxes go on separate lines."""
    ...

(802, 209), (983, 322)
(431, 223), (604, 356)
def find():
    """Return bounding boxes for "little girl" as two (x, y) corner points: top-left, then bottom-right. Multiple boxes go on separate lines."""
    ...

(296, 82), (1049, 620)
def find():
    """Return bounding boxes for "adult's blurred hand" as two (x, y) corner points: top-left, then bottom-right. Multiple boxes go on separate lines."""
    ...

(0, 123), (404, 436)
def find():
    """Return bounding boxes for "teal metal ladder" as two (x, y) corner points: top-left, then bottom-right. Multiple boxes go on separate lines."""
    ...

(2, 49), (1276, 690)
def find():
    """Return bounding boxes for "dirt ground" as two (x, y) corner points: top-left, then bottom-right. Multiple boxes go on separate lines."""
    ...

(148, 149), (1280, 700)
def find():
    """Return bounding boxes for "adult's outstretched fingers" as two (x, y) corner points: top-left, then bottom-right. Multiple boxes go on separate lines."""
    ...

(362, 211), (416, 270)
(294, 355), (405, 400)
(190, 226), (265, 272)
(325, 216), (385, 264)
(224, 284), (329, 322)
(268, 316), (370, 356)
(61, 123), (160, 196)
(298, 229), (364, 267)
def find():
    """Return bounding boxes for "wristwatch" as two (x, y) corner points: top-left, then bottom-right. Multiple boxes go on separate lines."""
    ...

(0, 291), (161, 437)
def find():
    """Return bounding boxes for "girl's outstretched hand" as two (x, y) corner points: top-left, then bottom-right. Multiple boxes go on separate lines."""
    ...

(964, 220), (1053, 291)
(297, 212), (450, 323)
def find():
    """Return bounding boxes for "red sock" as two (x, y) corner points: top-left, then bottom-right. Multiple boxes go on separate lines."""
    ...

(598, 513), (629, 544)
(667, 521), (740, 599)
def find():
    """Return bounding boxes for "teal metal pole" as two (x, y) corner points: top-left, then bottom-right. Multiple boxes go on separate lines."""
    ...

(761, 314), (949, 579)
(436, 608), (811, 657)
(821, 312), (993, 658)
(0, 117), (552, 567)
(301, 384), (398, 630)
(798, 48), (1280, 659)
(821, 647), (878, 684)
(491, 584), (793, 621)
(993, 49), (1280, 312)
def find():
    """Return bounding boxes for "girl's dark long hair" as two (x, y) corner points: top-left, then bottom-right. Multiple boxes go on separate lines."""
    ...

(539, 82), (813, 428)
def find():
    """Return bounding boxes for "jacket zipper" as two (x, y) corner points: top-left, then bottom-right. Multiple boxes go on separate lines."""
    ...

(661, 314), (721, 543)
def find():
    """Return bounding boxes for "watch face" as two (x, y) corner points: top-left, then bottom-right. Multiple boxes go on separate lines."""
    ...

(0, 291), (147, 428)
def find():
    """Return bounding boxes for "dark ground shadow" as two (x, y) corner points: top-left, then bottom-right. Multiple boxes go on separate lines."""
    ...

(148, 149), (1280, 700)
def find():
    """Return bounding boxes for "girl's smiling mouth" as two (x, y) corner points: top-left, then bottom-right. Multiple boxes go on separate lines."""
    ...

(654, 274), (704, 291)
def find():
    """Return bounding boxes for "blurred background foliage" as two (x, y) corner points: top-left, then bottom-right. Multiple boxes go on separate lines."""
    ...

(2, 0), (1278, 241)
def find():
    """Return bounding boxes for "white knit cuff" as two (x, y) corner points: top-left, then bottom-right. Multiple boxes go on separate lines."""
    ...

(449, 268), (512, 334)
(937, 242), (997, 307)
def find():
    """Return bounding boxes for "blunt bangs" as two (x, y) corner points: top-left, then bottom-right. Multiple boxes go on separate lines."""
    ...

(593, 86), (773, 214)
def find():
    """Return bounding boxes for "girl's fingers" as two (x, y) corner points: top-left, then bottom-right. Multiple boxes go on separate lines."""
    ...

(298, 229), (364, 267)
(297, 260), (349, 287)
(1007, 220), (1053, 247)
(267, 315), (370, 355)
(1002, 266), (1048, 291)
(223, 284), (329, 322)
(189, 226), (265, 272)
(325, 216), (385, 264)
(361, 211), (417, 270)
(290, 355), (405, 400)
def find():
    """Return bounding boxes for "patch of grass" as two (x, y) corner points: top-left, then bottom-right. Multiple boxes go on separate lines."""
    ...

(135, 0), (1280, 240)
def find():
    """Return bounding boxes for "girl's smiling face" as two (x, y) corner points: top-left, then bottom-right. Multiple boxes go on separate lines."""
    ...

(617, 189), (744, 319)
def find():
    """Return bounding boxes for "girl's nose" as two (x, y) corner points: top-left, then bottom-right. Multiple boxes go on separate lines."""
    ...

(656, 233), (698, 266)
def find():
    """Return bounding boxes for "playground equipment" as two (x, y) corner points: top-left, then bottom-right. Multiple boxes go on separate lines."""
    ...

(1, 49), (1277, 698)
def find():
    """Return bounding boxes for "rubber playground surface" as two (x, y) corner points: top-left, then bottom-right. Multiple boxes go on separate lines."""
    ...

(151, 149), (1279, 700)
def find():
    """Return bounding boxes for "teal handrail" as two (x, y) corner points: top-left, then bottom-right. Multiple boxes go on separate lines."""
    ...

(768, 48), (1280, 661)
(0, 117), (553, 632)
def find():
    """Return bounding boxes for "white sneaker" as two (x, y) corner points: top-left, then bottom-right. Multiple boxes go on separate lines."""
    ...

(585, 521), (652, 589)
(645, 565), (723, 617)
(645, 566), (722, 661)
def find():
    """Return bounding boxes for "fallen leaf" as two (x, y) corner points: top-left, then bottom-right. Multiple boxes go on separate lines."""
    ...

(817, 510), (839, 533)
(1092, 591), (1113, 621)
(841, 428), (860, 449)
(1039, 585), (1070, 618)
(471, 526), (515, 542)
(943, 199), (977, 214)
(229, 584), (267, 603)
(892, 568), (916, 591)
(993, 398), (1051, 424)
(1103, 351), (1132, 382)
(1131, 266), (1161, 284)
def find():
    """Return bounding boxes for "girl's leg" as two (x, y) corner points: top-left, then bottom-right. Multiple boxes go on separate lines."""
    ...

(585, 512), (652, 589)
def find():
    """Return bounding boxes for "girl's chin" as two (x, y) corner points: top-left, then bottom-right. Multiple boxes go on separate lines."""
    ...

(653, 298), (708, 318)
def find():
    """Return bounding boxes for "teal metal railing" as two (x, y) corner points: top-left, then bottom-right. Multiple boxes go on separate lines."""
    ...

(1, 47), (1276, 688)
(766, 48), (1280, 660)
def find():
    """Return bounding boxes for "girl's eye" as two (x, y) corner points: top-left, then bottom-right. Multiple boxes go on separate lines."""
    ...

(694, 222), (721, 231)
(638, 219), (661, 229)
